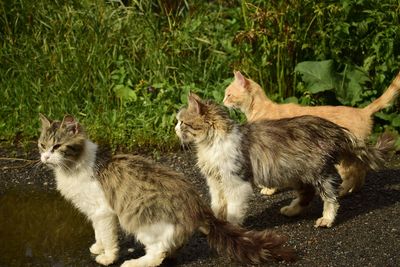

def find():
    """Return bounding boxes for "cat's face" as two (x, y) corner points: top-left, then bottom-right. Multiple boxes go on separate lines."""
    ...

(38, 114), (85, 170)
(223, 71), (251, 109)
(175, 94), (210, 144)
(176, 93), (231, 144)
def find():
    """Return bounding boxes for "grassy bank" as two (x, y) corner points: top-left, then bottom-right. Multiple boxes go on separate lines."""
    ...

(1, 0), (399, 150)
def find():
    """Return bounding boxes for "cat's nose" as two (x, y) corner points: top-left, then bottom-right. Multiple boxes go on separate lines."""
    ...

(41, 153), (50, 163)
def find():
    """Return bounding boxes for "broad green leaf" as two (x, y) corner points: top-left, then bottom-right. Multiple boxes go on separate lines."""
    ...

(335, 66), (369, 106)
(294, 60), (336, 94)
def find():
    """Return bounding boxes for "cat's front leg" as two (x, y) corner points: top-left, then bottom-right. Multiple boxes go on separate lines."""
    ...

(90, 241), (103, 255)
(91, 213), (119, 265)
(224, 179), (253, 225)
(90, 224), (104, 255)
(206, 177), (227, 221)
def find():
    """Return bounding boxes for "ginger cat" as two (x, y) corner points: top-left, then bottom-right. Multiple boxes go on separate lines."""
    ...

(223, 70), (400, 196)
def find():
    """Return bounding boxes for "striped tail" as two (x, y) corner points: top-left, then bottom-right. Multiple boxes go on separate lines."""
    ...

(203, 210), (296, 264)
(353, 132), (396, 171)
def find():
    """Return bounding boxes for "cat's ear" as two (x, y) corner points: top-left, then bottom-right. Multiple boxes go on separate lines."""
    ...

(188, 92), (204, 115)
(61, 114), (82, 135)
(39, 113), (52, 128)
(234, 71), (249, 89)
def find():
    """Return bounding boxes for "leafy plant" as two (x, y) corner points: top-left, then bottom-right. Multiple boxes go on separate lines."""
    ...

(0, 0), (399, 150)
(295, 60), (370, 106)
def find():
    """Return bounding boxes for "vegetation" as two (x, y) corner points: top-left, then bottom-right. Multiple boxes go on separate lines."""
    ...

(1, 0), (399, 150)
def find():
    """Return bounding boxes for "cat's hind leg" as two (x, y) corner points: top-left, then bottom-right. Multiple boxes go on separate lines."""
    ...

(92, 213), (119, 265)
(260, 187), (278, 195)
(314, 198), (339, 228)
(121, 222), (179, 267)
(121, 246), (166, 267)
(314, 172), (340, 228)
(280, 183), (315, 217)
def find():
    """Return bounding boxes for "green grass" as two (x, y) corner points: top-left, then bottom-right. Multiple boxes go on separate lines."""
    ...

(1, 0), (399, 150)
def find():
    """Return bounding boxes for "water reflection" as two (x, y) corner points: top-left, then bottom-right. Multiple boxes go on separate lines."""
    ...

(0, 188), (95, 266)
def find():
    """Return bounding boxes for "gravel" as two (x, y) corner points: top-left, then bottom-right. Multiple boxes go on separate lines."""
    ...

(0, 144), (399, 267)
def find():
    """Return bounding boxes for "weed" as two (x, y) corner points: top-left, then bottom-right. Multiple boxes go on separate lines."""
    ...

(1, 0), (399, 150)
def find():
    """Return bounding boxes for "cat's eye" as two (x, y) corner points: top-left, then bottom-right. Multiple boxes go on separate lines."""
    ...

(39, 143), (45, 149)
(182, 122), (192, 128)
(53, 144), (61, 150)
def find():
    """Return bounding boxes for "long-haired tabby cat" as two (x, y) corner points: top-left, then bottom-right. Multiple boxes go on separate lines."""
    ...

(175, 93), (394, 228)
(38, 114), (295, 266)
(223, 70), (400, 196)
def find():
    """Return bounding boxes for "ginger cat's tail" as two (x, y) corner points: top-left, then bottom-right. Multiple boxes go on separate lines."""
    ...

(202, 210), (296, 264)
(363, 71), (400, 115)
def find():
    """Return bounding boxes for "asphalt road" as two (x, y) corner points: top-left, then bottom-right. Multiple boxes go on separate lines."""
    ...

(0, 144), (399, 267)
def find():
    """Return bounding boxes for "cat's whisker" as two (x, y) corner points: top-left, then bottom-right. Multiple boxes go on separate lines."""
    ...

(29, 159), (42, 170)
(180, 143), (188, 151)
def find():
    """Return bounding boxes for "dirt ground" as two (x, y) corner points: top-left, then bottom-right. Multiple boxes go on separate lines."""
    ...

(0, 143), (399, 267)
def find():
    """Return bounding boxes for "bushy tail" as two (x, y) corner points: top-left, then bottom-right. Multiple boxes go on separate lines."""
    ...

(352, 132), (396, 171)
(202, 210), (296, 264)
(363, 71), (400, 115)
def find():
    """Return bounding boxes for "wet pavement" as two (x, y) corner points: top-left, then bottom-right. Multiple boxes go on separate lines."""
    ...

(0, 143), (399, 267)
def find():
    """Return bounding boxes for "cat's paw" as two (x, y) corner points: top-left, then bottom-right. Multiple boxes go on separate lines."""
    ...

(280, 205), (303, 217)
(95, 251), (117, 266)
(121, 260), (142, 267)
(121, 254), (165, 267)
(314, 217), (334, 228)
(260, 187), (277, 195)
(89, 242), (103, 255)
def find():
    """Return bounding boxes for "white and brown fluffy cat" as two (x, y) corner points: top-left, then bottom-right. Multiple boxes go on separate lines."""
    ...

(223, 70), (400, 196)
(38, 114), (295, 266)
(175, 93), (394, 228)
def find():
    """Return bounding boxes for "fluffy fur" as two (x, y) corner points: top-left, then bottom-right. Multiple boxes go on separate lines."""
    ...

(223, 70), (400, 196)
(38, 114), (118, 265)
(39, 114), (295, 267)
(175, 93), (395, 228)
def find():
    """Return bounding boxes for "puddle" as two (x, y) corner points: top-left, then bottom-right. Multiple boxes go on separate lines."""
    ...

(0, 188), (95, 267)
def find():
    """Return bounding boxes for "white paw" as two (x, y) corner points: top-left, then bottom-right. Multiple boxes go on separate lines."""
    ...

(260, 187), (277, 196)
(89, 242), (103, 255)
(280, 205), (303, 217)
(314, 217), (334, 228)
(120, 260), (133, 267)
(121, 259), (162, 267)
(95, 252), (117, 266)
